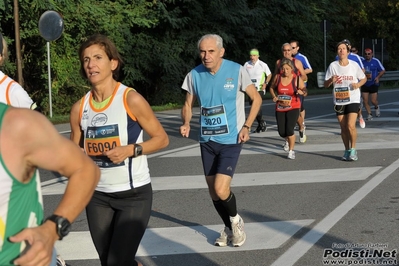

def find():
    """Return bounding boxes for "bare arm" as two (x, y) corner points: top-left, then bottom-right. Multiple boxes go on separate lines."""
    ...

(304, 68), (312, 75)
(375, 69), (386, 82)
(246, 84), (262, 120)
(295, 60), (308, 82)
(70, 100), (84, 147)
(269, 75), (279, 102)
(180, 92), (196, 138)
(4, 107), (100, 266)
(265, 73), (272, 85)
(353, 76), (367, 89)
(104, 90), (169, 163)
(324, 75), (335, 88)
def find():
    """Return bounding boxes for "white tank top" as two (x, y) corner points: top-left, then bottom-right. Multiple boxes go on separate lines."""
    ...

(79, 83), (150, 192)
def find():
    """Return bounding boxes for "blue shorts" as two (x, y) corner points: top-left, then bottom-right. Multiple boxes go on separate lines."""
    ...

(200, 141), (242, 177)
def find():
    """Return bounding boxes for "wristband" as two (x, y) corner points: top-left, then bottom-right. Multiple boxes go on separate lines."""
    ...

(242, 124), (250, 130)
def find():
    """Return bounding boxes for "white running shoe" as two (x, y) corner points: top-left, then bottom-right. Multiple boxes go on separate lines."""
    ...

(214, 226), (232, 247)
(287, 150), (296, 159)
(358, 116), (366, 128)
(230, 215), (246, 247)
(283, 141), (289, 152)
(366, 114), (373, 121)
(375, 106), (381, 117)
(299, 129), (307, 143)
(56, 255), (68, 266)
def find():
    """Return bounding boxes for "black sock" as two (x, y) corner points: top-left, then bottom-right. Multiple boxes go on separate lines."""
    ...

(221, 192), (237, 217)
(213, 199), (232, 229)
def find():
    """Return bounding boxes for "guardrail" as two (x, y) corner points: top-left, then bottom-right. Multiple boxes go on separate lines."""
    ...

(316, 70), (399, 88)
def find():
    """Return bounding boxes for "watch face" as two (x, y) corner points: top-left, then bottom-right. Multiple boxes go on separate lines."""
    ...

(60, 218), (71, 236)
(135, 145), (143, 157)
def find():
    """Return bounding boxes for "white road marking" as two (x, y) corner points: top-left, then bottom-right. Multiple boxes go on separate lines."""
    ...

(56, 220), (314, 260)
(159, 140), (399, 157)
(41, 167), (380, 195)
(271, 158), (399, 266)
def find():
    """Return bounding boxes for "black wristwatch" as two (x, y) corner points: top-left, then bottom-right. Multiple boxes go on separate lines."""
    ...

(133, 144), (143, 158)
(45, 214), (71, 240)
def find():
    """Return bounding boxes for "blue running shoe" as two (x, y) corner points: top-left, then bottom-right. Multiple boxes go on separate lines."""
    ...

(342, 150), (350, 161)
(349, 148), (358, 161)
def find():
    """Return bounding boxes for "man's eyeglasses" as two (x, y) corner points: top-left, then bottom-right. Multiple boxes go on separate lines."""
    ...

(365, 53), (371, 55)
(283, 49), (291, 52)
(351, 50), (357, 53)
(292, 47), (297, 49)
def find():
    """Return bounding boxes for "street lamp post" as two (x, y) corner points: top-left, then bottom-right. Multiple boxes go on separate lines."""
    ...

(38, 11), (64, 118)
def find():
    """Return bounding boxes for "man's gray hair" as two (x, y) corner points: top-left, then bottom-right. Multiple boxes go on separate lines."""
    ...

(197, 34), (223, 51)
(281, 43), (291, 51)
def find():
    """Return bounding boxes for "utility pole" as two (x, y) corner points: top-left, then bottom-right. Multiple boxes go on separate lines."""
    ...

(13, 0), (24, 86)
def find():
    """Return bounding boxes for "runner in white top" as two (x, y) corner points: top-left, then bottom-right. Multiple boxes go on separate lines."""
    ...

(0, 33), (38, 110)
(324, 41), (366, 161)
(243, 48), (271, 132)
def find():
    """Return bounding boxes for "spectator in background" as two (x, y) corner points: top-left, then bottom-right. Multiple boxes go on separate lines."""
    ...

(243, 48), (272, 133)
(361, 48), (385, 120)
(290, 40), (312, 143)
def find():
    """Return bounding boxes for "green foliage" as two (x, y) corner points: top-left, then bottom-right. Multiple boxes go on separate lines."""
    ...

(0, 0), (397, 116)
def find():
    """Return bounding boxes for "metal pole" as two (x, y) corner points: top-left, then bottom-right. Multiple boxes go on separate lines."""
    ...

(324, 20), (327, 71)
(13, 0), (23, 86)
(47, 41), (52, 117)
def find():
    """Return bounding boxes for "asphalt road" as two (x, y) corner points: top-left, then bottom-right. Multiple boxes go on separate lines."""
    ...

(41, 88), (399, 266)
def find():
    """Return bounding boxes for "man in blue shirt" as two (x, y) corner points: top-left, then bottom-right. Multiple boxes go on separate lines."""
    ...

(291, 40), (311, 143)
(180, 34), (262, 248)
(361, 48), (385, 119)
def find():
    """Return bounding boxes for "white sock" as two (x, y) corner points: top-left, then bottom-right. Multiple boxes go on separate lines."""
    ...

(230, 215), (239, 223)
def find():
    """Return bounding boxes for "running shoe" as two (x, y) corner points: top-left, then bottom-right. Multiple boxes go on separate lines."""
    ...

(287, 150), (295, 159)
(358, 116), (366, 128)
(299, 129), (307, 143)
(255, 120), (267, 133)
(375, 106), (381, 117)
(283, 141), (289, 152)
(348, 148), (358, 161)
(366, 114), (373, 120)
(56, 255), (68, 266)
(214, 227), (232, 247)
(261, 121), (267, 132)
(342, 150), (350, 161)
(230, 215), (246, 247)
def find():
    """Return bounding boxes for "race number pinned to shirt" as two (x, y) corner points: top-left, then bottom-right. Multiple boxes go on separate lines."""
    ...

(277, 95), (292, 110)
(365, 70), (372, 82)
(334, 87), (350, 103)
(201, 105), (229, 136)
(85, 124), (123, 168)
